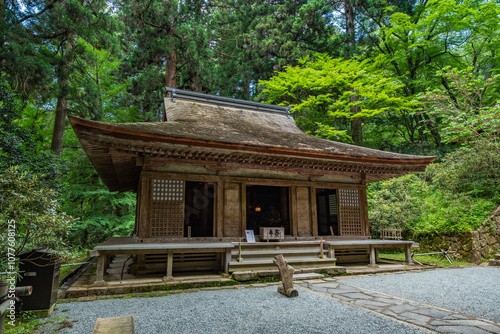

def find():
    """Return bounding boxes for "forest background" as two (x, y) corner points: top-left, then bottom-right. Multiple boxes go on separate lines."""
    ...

(0, 0), (499, 264)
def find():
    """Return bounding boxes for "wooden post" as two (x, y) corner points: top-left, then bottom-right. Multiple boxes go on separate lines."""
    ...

(216, 180), (224, 237)
(164, 250), (174, 280)
(273, 254), (298, 298)
(138, 176), (152, 238)
(360, 186), (370, 237)
(224, 248), (231, 274)
(328, 245), (336, 260)
(290, 186), (298, 236)
(405, 244), (412, 264)
(241, 183), (246, 237)
(369, 246), (378, 268)
(238, 238), (243, 262)
(95, 253), (106, 284)
(310, 185), (318, 236)
(318, 238), (326, 259)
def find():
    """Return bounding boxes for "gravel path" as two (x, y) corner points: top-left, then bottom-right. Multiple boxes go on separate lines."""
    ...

(40, 286), (425, 334)
(343, 267), (500, 323)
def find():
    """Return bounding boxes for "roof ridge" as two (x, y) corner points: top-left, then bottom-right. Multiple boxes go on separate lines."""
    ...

(166, 87), (292, 118)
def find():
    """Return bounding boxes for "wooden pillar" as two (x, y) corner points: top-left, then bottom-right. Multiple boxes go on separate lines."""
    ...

(290, 186), (298, 236)
(134, 187), (141, 236)
(360, 186), (370, 237)
(310, 185), (318, 236)
(165, 250), (174, 279)
(138, 175), (152, 238)
(241, 183), (246, 237)
(223, 183), (241, 237)
(296, 186), (311, 236)
(336, 190), (343, 236)
(369, 246), (378, 267)
(224, 248), (232, 274)
(216, 180), (224, 238)
(95, 253), (106, 283)
(405, 244), (412, 264)
(328, 245), (336, 259)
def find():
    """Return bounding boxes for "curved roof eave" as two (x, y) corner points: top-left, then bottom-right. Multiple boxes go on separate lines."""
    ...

(69, 116), (436, 167)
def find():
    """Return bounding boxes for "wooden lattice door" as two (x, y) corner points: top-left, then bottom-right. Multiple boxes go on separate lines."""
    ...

(338, 189), (362, 236)
(151, 179), (185, 237)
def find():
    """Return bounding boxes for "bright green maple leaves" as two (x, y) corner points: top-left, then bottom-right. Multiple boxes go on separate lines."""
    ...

(260, 53), (411, 143)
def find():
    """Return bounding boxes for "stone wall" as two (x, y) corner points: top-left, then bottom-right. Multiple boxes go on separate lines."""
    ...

(417, 207), (500, 264)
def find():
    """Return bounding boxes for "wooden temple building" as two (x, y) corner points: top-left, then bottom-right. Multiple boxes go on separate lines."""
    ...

(70, 88), (435, 283)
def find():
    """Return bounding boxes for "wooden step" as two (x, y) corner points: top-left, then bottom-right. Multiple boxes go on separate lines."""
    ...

(93, 315), (135, 334)
(229, 257), (336, 272)
(231, 249), (324, 257)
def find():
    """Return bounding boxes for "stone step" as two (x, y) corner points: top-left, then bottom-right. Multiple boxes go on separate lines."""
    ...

(231, 266), (345, 281)
(293, 273), (325, 280)
(494, 253), (500, 260)
(488, 259), (500, 266)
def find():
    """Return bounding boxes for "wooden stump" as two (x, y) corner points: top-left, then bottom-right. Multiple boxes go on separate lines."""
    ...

(93, 315), (135, 334)
(273, 254), (298, 298)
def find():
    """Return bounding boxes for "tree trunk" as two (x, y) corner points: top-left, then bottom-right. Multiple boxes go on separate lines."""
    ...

(50, 34), (75, 156)
(345, 0), (355, 57)
(351, 116), (363, 145)
(345, 0), (363, 145)
(164, 0), (177, 121)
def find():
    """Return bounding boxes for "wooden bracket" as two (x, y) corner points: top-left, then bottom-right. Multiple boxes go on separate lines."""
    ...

(135, 155), (151, 167)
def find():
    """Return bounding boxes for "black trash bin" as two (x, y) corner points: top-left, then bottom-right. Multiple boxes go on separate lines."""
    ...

(17, 249), (60, 315)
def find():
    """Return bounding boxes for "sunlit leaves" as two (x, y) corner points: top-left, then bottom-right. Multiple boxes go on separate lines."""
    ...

(260, 53), (411, 142)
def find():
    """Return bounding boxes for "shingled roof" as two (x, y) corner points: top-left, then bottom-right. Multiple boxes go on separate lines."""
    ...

(70, 89), (435, 192)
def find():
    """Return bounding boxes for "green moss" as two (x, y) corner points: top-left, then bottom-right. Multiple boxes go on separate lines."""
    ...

(4, 313), (68, 334)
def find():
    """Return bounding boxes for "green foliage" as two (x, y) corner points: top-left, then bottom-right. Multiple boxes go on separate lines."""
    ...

(0, 167), (75, 273)
(420, 67), (500, 153)
(215, 0), (336, 98)
(368, 170), (497, 238)
(260, 53), (410, 143)
(1, 0), (499, 255)
(4, 313), (69, 334)
(431, 150), (500, 201)
(0, 82), (65, 188)
(61, 144), (136, 248)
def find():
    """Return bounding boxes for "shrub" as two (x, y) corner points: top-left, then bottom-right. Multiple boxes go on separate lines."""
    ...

(0, 167), (75, 274)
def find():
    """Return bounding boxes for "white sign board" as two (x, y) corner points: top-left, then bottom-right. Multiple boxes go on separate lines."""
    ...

(245, 230), (256, 243)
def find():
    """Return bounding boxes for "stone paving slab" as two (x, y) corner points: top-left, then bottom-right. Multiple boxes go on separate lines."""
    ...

(300, 280), (500, 334)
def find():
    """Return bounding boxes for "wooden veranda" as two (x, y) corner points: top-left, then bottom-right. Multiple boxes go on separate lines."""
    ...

(90, 237), (416, 284)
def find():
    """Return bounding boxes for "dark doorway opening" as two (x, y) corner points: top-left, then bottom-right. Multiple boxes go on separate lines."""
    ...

(246, 185), (290, 235)
(316, 188), (339, 236)
(184, 182), (214, 237)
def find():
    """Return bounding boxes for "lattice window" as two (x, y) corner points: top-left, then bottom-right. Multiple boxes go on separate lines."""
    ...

(338, 189), (362, 236)
(151, 179), (185, 237)
(328, 194), (337, 215)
